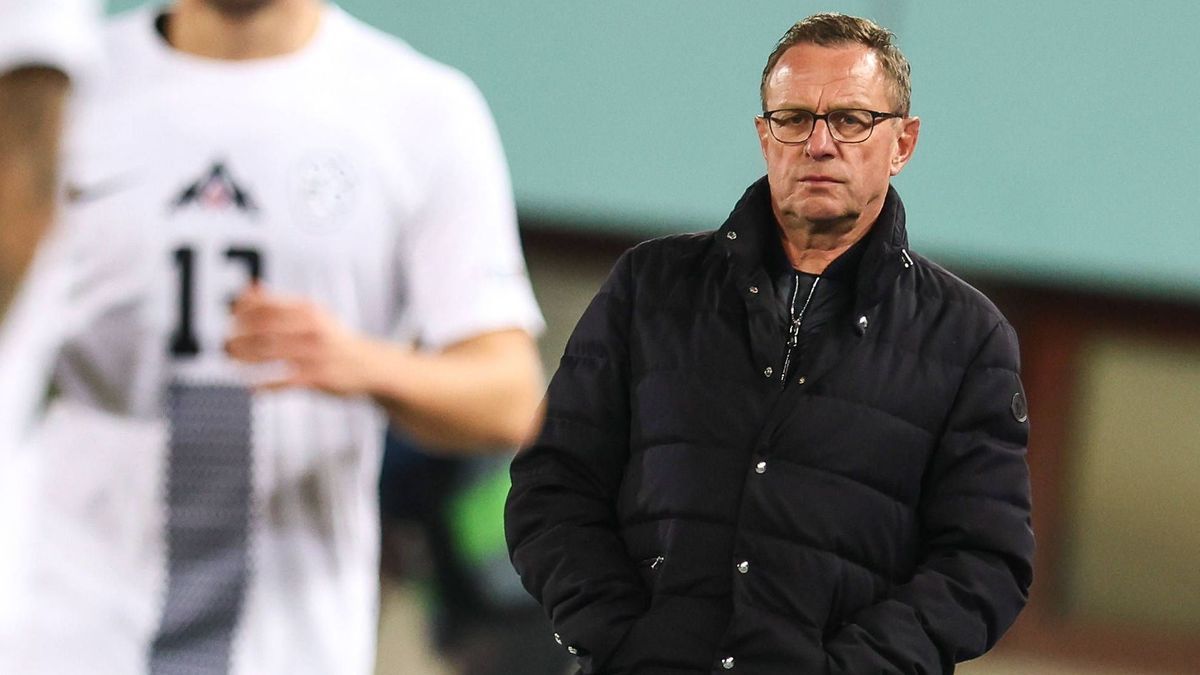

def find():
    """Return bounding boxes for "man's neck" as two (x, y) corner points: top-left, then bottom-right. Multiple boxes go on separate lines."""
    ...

(776, 217), (875, 275)
(166, 0), (323, 60)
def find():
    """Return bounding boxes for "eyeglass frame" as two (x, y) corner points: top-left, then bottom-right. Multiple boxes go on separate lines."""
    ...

(759, 108), (905, 145)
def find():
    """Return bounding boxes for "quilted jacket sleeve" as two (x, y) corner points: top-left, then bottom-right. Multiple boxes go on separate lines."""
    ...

(824, 320), (1035, 674)
(505, 250), (647, 673)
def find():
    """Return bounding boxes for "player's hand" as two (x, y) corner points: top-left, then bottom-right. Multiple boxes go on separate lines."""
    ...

(225, 284), (379, 396)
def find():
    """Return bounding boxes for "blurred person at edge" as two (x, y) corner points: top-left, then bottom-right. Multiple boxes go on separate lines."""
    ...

(0, 0), (155, 659)
(6, 0), (546, 673)
(0, 0), (102, 447)
(506, 13), (1033, 674)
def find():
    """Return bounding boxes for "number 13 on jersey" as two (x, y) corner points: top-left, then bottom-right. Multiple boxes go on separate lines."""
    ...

(170, 244), (264, 357)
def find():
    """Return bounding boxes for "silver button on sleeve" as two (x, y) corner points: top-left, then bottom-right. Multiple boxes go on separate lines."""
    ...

(736, 561), (749, 574)
(754, 461), (767, 474)
(722, 656), (735, 669)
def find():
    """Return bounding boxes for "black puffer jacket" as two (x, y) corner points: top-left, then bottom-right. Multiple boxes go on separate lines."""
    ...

(506, 178), (1034, 674)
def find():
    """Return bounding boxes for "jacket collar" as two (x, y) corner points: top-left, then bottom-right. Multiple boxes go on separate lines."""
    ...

(716, 176), (913, 312)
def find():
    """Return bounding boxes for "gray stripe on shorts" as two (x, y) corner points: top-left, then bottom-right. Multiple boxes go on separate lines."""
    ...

(149, 383), (253, 675)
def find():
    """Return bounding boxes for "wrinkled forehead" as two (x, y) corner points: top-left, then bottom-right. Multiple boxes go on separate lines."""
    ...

(764, 44), (890, 110)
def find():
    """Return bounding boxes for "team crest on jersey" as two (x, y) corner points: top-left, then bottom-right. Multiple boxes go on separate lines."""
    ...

(289, 152), (357, 233)
(172, 162), (258, 215)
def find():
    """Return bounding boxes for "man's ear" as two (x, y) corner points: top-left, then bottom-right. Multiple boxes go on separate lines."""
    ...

(890, 116), (920, 176)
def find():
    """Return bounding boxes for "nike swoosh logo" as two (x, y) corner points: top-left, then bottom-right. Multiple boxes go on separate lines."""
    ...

(64, 175), (132, 204)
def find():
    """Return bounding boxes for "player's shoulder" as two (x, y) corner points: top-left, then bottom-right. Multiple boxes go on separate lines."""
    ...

(327, 7), (481, 106)
(101, 5), (153, 49)
(103, 5), (147, 31)
(92, 5), (162, 78)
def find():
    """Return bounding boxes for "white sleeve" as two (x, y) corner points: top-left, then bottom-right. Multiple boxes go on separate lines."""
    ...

(399, 71), (544, 350)
(0, 0), (102, 80)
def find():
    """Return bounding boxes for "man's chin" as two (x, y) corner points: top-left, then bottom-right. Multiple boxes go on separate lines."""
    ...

(203, 0), (276, 18)
(790, 202), (854, 230)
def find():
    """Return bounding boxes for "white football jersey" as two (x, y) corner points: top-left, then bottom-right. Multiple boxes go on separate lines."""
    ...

(15, 5), (544, 675)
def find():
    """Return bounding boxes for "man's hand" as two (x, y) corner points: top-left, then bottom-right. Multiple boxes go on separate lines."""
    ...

(227, 283), (543, 451)
(225, 284), (382, 396)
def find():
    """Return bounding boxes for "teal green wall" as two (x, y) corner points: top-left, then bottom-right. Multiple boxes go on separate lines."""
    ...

(106, 2), (1200, 301)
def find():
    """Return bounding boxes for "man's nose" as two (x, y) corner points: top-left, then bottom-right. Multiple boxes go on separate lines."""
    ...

(805, 118), (837, 158)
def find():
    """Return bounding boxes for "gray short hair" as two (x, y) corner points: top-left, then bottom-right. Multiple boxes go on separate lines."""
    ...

(760, 13), (911, 116)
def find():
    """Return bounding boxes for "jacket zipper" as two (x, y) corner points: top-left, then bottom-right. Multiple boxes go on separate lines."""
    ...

(781, 274), (820, 388)
(639, 555), (665, 570)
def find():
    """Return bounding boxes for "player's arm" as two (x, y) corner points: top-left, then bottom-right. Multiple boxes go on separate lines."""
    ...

(356, 71), (545, 452)
(0, 65), (69, 315)
(357, 326), (543, 451)
(225, 284), (544, 453)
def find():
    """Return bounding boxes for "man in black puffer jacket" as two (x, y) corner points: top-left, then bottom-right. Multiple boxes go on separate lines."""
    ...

(506, 13), (1033, 674)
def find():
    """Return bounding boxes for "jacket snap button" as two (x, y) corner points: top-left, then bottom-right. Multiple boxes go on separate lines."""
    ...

(797, 376), (806, 385)
(856, 315), (869, 333)
(737, 561), (749, 574)
(726, 231), (738, 240)
(722, 656), (735, 669)
(748, 285), (758, 294)
(755, 461), (767, 474)
(762, 367), (773, 378)
(553, 633), (562, 645)
(567, 645), (578, 655)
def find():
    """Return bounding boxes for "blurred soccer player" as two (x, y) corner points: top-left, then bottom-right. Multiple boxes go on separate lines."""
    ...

(16, 0), (545, 673)
(0, 0), (99, 419)
(0, 0), (123, 664)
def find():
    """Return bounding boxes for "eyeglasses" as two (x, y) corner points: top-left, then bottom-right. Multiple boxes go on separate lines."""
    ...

(760, 108), (903, 144)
